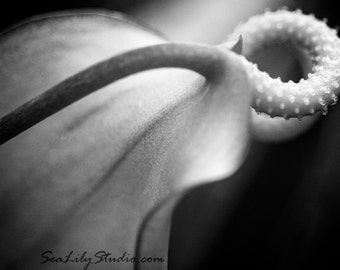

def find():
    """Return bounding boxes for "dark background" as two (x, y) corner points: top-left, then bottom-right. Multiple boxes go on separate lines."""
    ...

(1, 1), (339, 269)
(170, 1), (340, 269)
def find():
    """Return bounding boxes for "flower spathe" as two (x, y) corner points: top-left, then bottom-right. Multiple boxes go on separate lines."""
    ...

(1, 8), (340, 270)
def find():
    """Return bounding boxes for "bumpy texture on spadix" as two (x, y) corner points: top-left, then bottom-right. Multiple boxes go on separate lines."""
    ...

(229, 9), (340, 119)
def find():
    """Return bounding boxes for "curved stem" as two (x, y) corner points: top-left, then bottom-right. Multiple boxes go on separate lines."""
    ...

(4, 10), (340, 145)
(0, 43), (232, 145)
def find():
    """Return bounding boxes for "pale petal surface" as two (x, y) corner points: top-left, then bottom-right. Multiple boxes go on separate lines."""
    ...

(0, 11), (251, 269)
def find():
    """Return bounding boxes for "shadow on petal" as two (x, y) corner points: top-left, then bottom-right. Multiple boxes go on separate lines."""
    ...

(0, 11), (251, 270)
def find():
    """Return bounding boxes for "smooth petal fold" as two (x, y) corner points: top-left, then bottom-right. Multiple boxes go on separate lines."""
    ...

(0, 11), (251, 269)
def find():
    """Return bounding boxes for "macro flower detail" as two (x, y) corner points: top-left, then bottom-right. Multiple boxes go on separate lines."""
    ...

(0, 7), (340, 270)
(229, 9), (340, 119)
(1, 10), (340, 142)
(0, 11), (251, 270)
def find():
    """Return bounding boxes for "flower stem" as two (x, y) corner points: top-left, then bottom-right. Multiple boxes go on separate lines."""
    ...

(0, 43), (234, 145)
(1, 10), (340, 145)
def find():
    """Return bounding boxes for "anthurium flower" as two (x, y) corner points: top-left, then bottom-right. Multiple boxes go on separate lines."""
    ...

(0, 10), (252, 270)
(0, 8), (339, 270)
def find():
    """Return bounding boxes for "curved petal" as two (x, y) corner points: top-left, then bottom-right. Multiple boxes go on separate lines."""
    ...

(0, 11), (251, 269)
